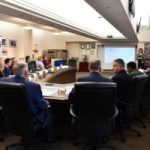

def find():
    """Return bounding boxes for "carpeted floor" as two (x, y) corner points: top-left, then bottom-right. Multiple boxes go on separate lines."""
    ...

(1, 119), (150, 150)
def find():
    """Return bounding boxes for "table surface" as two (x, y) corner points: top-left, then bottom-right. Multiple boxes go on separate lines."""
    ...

(30, 70), (74, 101)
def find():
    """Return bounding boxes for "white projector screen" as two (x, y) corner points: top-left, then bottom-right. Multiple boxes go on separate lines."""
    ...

(104, 47), (136, 70)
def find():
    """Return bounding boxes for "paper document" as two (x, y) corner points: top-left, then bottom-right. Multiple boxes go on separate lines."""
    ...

(42, 86), (58, 97)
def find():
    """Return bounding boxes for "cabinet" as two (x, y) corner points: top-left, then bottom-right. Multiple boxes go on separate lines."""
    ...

(79, 62), (89, 72)
(43, 49), (68, 60)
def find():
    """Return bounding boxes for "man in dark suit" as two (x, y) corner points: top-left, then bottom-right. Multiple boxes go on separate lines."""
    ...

(69, 59), (113, 104)
(0, 62), (53, 142)
(3, 58), (12, 77)
(127, 61), (143, 78)
(111, 59), (131, 102)
(77, 60), (112, 82)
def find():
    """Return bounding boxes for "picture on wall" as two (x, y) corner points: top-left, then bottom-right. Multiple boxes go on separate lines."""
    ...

(91, 43), (95, 49)
(0, 39), (2, 48)
(86, 43), (90, 50)
(2, 38), (8, 46)
(81, 43), (85, 49)
(9, 40), (17, 47)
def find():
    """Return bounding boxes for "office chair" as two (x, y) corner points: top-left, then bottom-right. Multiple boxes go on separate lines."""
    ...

(72, 82), (117, 150)
(141, 75), (150, 119)
(117, 74), (148, 142)
(28, 60), (36, 72)
(0, 81), (50, 150)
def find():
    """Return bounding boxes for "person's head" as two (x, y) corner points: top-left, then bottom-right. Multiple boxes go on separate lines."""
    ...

(13, 61), (29, 78)
(11, 57), (17, 65)
(113, 58), (125, 73)
(43, 55), (48, 61)
(127, 61), (137, 73)
(38, 56), (42, 61)
(89, 59), (101, 72)
(25, 56), (30, 63)
(4, 58), (11, 67)
(0, 57), (4, 71)
(139, 48), (143, 53)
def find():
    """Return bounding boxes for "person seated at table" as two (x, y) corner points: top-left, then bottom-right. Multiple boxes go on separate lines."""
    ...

(10, 57), (18, 74)
(0, 61), (54, 142)
(42, 55), (51, 69)
(145, 66), (150, 75)
(3, 58), (12, 77)
(69, 59), (113, 103)
(0, 57), (4, 78)
(36, 56), (45, 70)
(111, 58), (131, 102)
(25, 55), (31, 64)
(127, 61), (143, 78)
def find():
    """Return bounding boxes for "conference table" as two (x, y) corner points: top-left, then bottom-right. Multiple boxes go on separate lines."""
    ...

(35, 77), (74, 135)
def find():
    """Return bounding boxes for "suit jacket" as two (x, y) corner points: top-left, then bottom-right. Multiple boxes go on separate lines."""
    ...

(3, 66), (12, 77)
(0, 76), (49, 123)
(0, 70), (4, 78)
(129, 70), (143, 78)
(111, 70), (131, 102)
(69, 72), (113, 104)
(77, 72), (113, 82)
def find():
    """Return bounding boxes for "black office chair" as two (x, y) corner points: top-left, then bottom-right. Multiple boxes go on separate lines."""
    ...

(72, 82), (117, 150)
(0, 81), (49, 150)
(28, 60), (36, 72)
(117, 74), (148, 142)
(141, 75), (150, 119)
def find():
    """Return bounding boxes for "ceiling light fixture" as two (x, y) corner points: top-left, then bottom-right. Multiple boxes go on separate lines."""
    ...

(52, 32), (60, 35)
(23, 26), (34, 30)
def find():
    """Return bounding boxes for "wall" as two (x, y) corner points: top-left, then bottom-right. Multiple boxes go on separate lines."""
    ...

(0, 20), (96, 60)
(0, 21), (25, 58)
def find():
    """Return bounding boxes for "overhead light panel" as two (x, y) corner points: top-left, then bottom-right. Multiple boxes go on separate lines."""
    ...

(23, 26), (34, 30)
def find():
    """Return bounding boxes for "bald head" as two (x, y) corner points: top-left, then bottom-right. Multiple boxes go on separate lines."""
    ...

(89, 60), (101, 72)
(13, 61), (28, 77)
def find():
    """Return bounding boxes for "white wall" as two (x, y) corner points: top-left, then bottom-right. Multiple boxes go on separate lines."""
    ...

(0, 21), (25, 58)
(0, 20), (96, 60)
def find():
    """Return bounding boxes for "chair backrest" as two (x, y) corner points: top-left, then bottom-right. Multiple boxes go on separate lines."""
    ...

(142, 75), (150, 98)
(124, 75), (148, 118)
(74, 82), (117, 121)
(28, 60), (36, 72)
(0, 81), (32, 136)
(125, 74), (148, 103)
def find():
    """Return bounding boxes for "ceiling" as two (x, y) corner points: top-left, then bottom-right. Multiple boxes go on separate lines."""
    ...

(0, 0), (138, 42)
(0, 13), (62, 32)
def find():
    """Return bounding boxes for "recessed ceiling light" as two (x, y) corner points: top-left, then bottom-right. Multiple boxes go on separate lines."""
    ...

(52, 32), (60, 35)
(23, 26), (34, 29)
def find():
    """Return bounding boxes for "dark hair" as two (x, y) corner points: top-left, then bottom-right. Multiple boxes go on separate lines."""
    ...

(4, 58), (11, 65)
(25, 56), (30, 62)
(89, 60), (101, 70)
(127, 61), (137, 69)
(114, 58), (125, 67)
(139, 48), (143, 53)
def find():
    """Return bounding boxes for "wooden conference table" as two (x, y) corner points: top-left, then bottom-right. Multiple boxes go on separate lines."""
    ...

(35, 77), (74, 135)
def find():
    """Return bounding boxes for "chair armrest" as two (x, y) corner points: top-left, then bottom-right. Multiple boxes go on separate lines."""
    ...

(108, 106), (118, 120)
(118, 101), (132, 107)
(69, 104), (78, 118)
(0, 106), (3, 110)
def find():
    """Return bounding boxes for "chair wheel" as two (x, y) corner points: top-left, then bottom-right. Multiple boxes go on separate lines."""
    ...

(121, 138), (126, 143)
